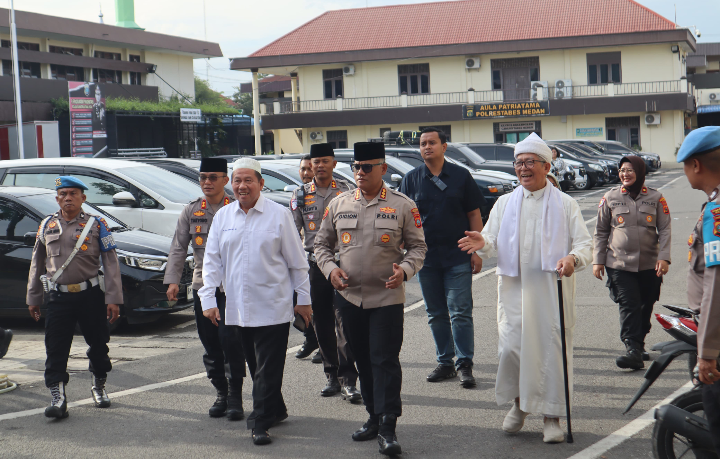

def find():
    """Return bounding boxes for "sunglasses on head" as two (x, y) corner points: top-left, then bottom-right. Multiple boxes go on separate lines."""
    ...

(352, 162), (385, 173)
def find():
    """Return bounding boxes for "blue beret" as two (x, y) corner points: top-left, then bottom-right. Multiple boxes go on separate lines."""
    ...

(677, 126), (720, 162)
(55, 176), (88, 191)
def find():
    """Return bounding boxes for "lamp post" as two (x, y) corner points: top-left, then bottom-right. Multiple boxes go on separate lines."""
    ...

(10, 0), (25, 159)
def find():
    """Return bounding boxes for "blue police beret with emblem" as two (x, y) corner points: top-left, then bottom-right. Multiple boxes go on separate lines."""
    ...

(677, 126), (720, 163)
(55, 176), (88, 191)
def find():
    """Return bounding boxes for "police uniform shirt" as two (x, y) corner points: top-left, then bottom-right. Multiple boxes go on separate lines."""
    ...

(164, 193), (235, 290)
(314, 187), (427, 308)
(593, 185), (672, 271)
(27, 211), (123, 305)
(291, 178), (354, 252)
(688, 192), (720, 360)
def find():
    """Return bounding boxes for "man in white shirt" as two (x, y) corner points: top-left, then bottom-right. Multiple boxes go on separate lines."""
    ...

(200, 157), (312, 446)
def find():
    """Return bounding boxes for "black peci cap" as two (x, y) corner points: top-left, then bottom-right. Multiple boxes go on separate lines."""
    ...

(200, 157), (228, 173)
(310, 143), (335, 158)
(353, 142), (385, 162)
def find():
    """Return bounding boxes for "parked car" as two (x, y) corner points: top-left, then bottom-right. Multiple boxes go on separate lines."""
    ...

(548, 142), (619, 183)
(125, 158), (293, 208)
(0, 186), (194, 328)
(551, 139), (660, 171)
(0, 158), (206, 237)
(444, 143), (518, 176)
(257, 160), (358, 192)
(551, 144), (609, 190)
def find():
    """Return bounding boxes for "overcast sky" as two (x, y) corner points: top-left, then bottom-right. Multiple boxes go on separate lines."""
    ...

(8, 0), (720, 96)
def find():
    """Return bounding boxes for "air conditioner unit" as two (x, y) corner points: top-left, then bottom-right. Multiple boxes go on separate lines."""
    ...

(465, 57), (481, 69)
(645, 113), (661, 125)
(309, 131), (323, 141)
(342, 64), (355, 76)
(709, 92), (720, 103)
(530, 81), (548, 101)
(554, 79), (573, 99)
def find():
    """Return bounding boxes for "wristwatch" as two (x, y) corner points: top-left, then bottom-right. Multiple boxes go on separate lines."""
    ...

(571, 254), (579, 267)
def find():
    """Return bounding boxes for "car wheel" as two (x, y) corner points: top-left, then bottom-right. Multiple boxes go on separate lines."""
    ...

(574, 180), (589, 191)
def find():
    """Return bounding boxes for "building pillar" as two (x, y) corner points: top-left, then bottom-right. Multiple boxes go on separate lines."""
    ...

(273, 129), (281, 154)
(252, 69), (261, 155)
(290, 72), (298, 112)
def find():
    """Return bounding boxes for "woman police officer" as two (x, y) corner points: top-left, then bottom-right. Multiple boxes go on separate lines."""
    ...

(592, 155), (672, 370)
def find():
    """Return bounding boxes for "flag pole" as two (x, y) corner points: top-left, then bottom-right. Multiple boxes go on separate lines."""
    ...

(10, 0), (25, 159)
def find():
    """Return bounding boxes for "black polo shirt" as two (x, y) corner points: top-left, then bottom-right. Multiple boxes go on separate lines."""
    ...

(399, 160), (484, 268)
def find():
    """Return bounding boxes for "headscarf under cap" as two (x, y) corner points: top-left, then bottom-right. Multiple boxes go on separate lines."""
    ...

(619, 155), (646, 199)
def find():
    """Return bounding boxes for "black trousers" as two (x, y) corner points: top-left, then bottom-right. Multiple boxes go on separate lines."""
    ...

(335, 293), (404, 418)
(44, 285), (111, 387)
(704, 380), (720, 455)
(309, 262), (358, 385)
(606, 267), (662, 344)
(193, 289), (246, 381)
(293, 292), (317, 346)
(241, 322), (290, 431)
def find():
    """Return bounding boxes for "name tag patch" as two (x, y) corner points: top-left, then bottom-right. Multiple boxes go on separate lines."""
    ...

(338, 213), (358, 219)
(376, 213), (398, 220)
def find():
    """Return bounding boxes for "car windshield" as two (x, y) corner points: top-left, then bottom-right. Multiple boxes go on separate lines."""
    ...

(384, 157), (414, 174)
(603, 143), (635, 154)
(18, 194), (125, 230)
(455, 145), (487, 164)
(115, 165), (203, 203)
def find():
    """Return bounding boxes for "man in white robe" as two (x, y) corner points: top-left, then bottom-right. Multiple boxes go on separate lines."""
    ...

(458, 133), (592, 443)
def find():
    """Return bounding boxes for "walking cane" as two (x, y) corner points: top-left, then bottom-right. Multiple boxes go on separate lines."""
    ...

(556, 270), (574, 443)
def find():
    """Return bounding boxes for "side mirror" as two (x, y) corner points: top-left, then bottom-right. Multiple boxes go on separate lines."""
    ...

(24, 232), (37, 247)
(283, 185), (298, 192)
(391, 174), (402, 183)
(112, 191), (137, 207)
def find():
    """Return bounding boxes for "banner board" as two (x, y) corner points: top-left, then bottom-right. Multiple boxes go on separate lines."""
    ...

(463, 101), (549, 119)
(68, 82), (107, 157)
(575, 127), (603, 137)
(180, 108), (202, 123)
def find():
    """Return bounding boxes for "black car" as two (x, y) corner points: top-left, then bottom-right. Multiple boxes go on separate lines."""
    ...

(552, 144), (609, 189)
(443, 143), (518, 176)
(549, 143), (619, 183)
(552, 139), (660, 172)
(0, 187), (194, 328)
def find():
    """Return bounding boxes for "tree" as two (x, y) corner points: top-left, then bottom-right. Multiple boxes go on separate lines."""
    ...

(194, 77), (225, 105)
(232, 90), (253, 116)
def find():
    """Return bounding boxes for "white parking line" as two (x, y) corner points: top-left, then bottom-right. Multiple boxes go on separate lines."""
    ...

(171, 320), (197, 330)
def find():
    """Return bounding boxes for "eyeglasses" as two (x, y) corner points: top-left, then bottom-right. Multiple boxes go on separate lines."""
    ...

(512, 160), (546, 170)
(618, 169), (635, 174)
(199, 174), (226, 182)
(351, 162), (385, 173)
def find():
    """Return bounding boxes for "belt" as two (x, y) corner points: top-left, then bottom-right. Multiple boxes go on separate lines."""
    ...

(307, 252), (340, 263)
(54, 276), (99, 293)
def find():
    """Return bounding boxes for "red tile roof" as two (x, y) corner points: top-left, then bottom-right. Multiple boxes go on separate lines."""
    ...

(250, 0), (675, 58)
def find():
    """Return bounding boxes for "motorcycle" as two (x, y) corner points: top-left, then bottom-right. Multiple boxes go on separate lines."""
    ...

(624, 305), (717, 459)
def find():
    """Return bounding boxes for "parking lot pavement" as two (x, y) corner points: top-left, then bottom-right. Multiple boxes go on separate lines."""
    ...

(0, 168), (697, 458)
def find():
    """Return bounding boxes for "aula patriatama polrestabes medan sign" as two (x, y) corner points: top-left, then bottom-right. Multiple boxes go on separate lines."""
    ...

(463, 101), (549, 119)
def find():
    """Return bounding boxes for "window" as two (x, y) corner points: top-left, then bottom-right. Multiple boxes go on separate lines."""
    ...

(490, 58), (540, 100)
(0, 203), (37, 243)
(261, 173), (291, 192)
(323, 69), (343, 99)
(1, 40), (39, 51)
(93, 68), (122, 84)
(115, 166), (203, 204)
(94, 51), (121, 60)
(400, 156), (424, 168)
(587, 52), (621, 84)
(4, 172), (62, 190)
(419, 125), (452, 142)
(60, 175), (131, 206)
(398, 64), (430, 95)
(606, 116), (640, 148)
(51, 64), (85, 81)
(2, 60), (40, 78)
(49, 45), (83, 56)
(492, 70), (502, 90)
(327, 130), (348, 149)
(129, 54), (142, 86)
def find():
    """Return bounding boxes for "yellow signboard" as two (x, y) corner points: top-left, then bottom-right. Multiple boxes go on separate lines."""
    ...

(463, 101), (549, 119)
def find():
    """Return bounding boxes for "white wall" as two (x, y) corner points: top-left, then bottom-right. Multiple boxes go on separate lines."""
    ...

(143, 51), (195, 100)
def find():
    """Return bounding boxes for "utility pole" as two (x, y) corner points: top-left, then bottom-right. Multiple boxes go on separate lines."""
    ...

(10, 0), (25, 159)
(203, 0), (209, 82)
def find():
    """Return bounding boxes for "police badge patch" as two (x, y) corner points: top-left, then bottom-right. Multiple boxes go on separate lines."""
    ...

(703, 202), (720, 267)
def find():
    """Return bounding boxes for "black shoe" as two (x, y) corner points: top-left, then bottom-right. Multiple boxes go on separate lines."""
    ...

(642, 351), (650, 361)
(272, 411), (288, 427)
(341, 385), (362, 403)
(352, 419), (379, 441)
(252, 429), (271, 445)
(45, 382), (68, 419)
(209, 378), (228, 418)
(90, 375), (111, 408)
(458, 363), (476, 388)
(295, 341), (318, 359)
(378, 414), (401, 456)
(226, 381), (244, 421)
(616, 339), (644, 370)
(0, 329), (12, 359)
(321, 377), (341, 397)
(311, 351), (323, 364)
(426, 364), (457, 382)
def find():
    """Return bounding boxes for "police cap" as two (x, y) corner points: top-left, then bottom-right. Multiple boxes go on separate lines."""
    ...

(677, 126), (720, 163)
(55, 176), (88, 191)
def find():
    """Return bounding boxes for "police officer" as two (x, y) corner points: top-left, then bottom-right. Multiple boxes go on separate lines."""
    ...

(27, 176), (123, 419)
(679, 126), (720, 454)
(315, 142), (427, 456)
(291, 144), (360, 399)
(295, 154), (321, 362)
(593, 155), (671, 370)
(164, 157), (246, 420)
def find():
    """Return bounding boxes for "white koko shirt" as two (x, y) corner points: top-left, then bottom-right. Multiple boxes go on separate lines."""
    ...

(199, 194), (311, 327)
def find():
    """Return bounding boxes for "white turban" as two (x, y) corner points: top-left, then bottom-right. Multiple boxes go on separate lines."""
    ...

(232, 157), (262, 173)
(513, 132), (552, 163)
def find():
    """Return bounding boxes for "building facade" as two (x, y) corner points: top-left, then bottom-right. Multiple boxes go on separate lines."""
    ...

(688, 43), (720, 128)
(231, 0), (697, 163)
